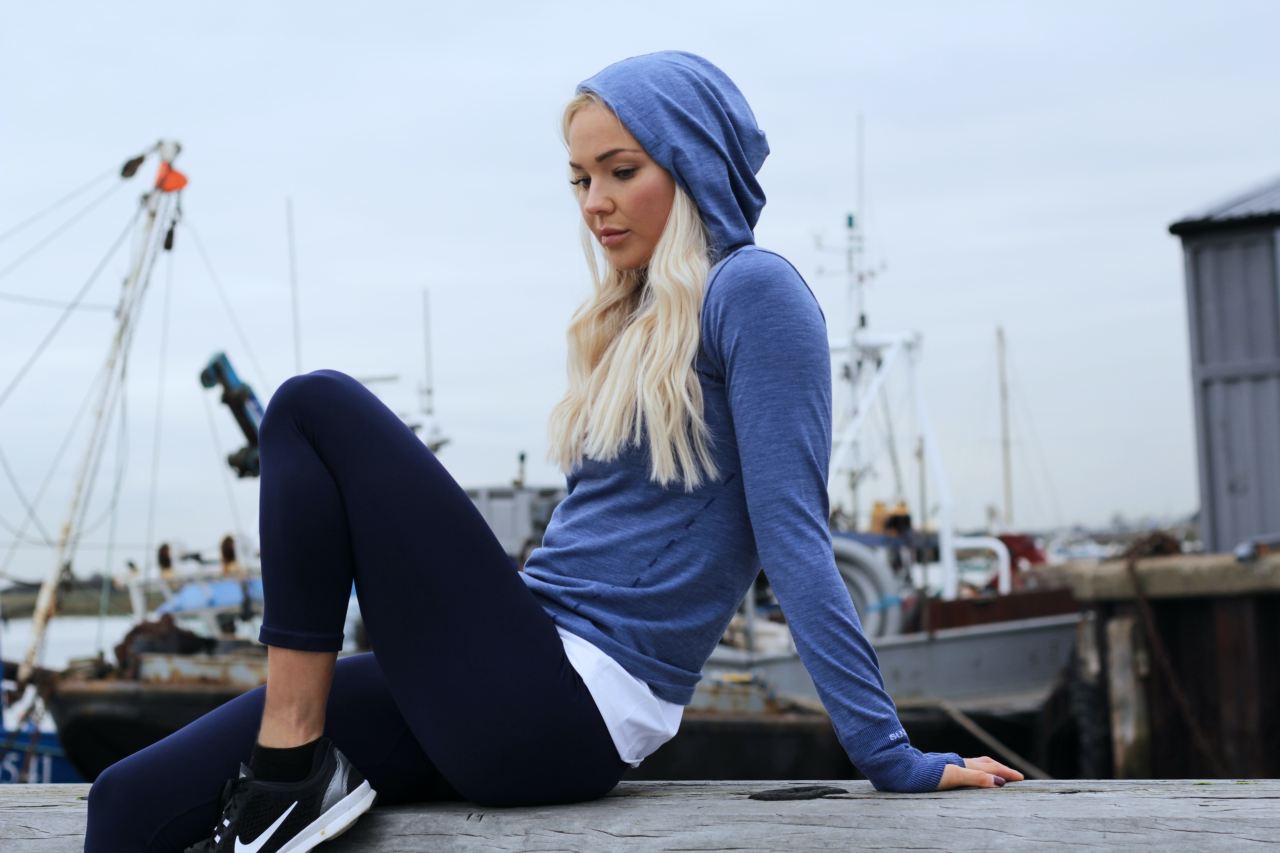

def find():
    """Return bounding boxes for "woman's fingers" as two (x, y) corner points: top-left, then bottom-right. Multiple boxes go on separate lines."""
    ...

(936, 756), (1025, 790)
(937, 763), (1002, 790)
(964, 755), (1025, 782)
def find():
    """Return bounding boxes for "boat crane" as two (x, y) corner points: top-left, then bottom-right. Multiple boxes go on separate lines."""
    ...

(199, 353), (265, 478)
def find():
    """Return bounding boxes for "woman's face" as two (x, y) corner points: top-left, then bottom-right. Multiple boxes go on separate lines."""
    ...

(567, 102), (676, 271)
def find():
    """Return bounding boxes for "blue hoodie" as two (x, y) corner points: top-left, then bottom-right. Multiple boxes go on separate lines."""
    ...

(522, 51), (963, 793)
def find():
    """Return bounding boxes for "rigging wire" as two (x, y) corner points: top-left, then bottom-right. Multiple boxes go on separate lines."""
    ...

(0, 205), (142, 412)
(0, 353), (128, 558)
(0, 166), (117, 246)
(1008, 357), (1065, 528)
(0, 540), (154, 552)
(200, 391), (245, 537)
(141, 242), (175, 582)
(10, 193), (169, 602)
(64, 348), (130, 576)
(878, 388), (906, 500)
(0, 181), (124, 280)
(1, 161), (204, 604)
(0, 191), (177, 583)
(55, 483), (127, 542)
(0, 511), (28, 539)
(0, 447), (55, 546)
(70, 194), (172, 571)
(186, 222), (272, 391)
(96, 343), (132, 655)
(0, 358), (112, 575)
(121, 197), (174, 597)
(0, 191), (169, 592)
(0, 290), (116, 312)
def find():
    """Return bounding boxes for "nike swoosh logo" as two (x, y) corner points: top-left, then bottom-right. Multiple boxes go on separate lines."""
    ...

(235, 800), (297, 853)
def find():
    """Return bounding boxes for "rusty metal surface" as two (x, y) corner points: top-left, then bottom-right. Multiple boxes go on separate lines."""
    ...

(687, 671), (778, 715)
(49, 678), (255, 697)
(134, 653), (267, 688)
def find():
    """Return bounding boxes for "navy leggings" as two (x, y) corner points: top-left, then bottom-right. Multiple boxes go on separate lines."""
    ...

(84, 370), (627, 851)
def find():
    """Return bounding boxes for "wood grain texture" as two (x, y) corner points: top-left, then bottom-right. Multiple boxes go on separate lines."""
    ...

(5, 780), (1280, 851)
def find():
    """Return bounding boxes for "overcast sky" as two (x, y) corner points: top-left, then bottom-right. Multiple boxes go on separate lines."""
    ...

(1, 1), (1277, 583)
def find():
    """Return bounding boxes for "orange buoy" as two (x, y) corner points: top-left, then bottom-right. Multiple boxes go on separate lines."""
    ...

(155, 161), (188, 193)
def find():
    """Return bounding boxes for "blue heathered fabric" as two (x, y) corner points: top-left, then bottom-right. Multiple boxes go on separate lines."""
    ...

(523, 52), (964, 793)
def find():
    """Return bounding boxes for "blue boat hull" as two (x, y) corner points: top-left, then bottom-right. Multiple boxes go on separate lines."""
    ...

(0, 729), (83, 783)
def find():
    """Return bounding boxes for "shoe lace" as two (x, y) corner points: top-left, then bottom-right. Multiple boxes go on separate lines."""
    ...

(184, 775), (251, 852)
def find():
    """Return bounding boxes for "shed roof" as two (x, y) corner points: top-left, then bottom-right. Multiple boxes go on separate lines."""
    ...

(1169, 175), (1280, 236)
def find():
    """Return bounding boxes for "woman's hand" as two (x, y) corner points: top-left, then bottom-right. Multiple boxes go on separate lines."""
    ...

(936, 756), (1025, 790)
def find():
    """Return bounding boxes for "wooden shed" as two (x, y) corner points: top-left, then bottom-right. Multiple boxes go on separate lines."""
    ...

(1169, 177), (1280, 552)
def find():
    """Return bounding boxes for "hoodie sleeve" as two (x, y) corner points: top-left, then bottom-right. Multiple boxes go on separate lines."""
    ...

(701, 248), (964, 793)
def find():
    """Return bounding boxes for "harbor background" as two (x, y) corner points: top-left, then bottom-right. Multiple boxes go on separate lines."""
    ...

(1, 0), (1279, 799)
(4, 1), (1279, 591)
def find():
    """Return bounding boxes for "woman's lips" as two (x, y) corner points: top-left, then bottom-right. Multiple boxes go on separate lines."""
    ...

(599, 229), (629, 248)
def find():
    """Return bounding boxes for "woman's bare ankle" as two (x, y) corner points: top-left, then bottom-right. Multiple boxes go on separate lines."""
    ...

(257, 713), (325, 748)
(258, 646), (337, 747)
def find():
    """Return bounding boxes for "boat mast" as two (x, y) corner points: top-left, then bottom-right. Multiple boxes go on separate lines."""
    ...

(18, 142), (184, 686)
(845, 116), (867, 525)
(420, 288), (434, 422)
(419, 288), (449, 454)
(997, 325), (1013, 529)
(287, 197), (302, 375)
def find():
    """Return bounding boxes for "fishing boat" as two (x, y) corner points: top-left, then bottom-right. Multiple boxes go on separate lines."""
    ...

(0, 639), (82, 783)
(41, 539), (267, 779)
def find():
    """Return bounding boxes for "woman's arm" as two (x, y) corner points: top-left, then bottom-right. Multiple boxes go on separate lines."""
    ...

(703, 248), (1019, 792)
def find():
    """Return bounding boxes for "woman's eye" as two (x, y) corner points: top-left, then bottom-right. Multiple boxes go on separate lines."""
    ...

(614, 167), (637, 180)
(569, 176), (590, 189)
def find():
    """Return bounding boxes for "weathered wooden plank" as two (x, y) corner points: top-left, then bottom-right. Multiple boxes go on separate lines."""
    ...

(1214, 597), (1264, 777)
(0, 785), (89, 851)
(1047, 552), (1280, 601)
(1105, 613), (1151, 778)
(3, 780), (1280, 851)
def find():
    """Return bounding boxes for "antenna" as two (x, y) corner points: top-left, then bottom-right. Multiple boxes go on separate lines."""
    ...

(421, 288), (434, 418)
(847, 114), (867, 521)
(818, 115), (890, 528)
(851, 113), (869, 336)
(286, 198), (302, 375)
(857, 115), (866, 245)
(418, 288), (450, 454)
(997, 325), (1013, 529)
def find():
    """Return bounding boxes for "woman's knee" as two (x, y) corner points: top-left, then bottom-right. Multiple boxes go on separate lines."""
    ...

(86, 757), (149, 846)
(260, 370), (360, 438)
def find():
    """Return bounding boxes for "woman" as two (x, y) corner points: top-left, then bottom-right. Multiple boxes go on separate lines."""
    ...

(84, 51), (1020, 853)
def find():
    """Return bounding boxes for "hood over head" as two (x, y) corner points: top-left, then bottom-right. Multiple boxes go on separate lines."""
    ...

(577, 51), (769, 258)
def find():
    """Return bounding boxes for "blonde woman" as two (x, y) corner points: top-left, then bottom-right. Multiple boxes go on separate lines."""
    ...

(85, 51), (1020, 853)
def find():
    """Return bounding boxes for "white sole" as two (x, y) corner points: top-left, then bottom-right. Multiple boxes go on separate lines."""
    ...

(277, 781), (377, 853)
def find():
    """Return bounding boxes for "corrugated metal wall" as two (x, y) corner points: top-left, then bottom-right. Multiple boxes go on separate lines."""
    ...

(1181, 228), (1280, 551)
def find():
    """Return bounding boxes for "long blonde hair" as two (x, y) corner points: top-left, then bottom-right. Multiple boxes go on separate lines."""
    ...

(546, 93), (720, 492)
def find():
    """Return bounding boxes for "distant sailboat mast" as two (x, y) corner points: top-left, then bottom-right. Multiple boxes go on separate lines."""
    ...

(419, 288), (449, 454)
(843, 115), (869, 525)
(997, 325), (1013, 530)
(287, 197), (303, 375)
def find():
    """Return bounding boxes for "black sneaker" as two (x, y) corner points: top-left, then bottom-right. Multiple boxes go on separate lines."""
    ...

(184, 737), (376, 853)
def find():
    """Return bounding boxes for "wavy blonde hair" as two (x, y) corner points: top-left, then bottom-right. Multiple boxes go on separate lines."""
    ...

(546, 92), (720, 492)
